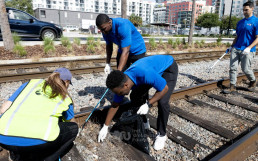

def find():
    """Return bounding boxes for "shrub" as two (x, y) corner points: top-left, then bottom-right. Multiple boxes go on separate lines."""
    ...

(61, 36), (71, 47)
(217, 37), (222, 43)
(43, 38), (55, 54)
(87, 36), (97, 53)
(13, 44), (27, 56)
(149, 38), (157, 50)
(73, 38), (81, 46)
(226, 42), (231, 47)
(87, 44), (95, 53)
(182, 38), (186, 45)
(159, 38), (163, 44)
(175, 38), (180, 45)
(12, 33), (21, 44)
(168, 38), (173, 45)
(172, 42), (177, 49)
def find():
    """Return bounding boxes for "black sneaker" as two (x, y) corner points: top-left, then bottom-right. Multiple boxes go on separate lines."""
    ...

(248, 80), (257, 91)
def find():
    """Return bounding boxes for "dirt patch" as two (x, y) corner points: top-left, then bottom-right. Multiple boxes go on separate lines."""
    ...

(0, 42), (228, 60)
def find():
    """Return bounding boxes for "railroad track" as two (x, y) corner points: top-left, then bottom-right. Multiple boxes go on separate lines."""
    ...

(0, 52), (257, 160)
(0, 50), (231, 83)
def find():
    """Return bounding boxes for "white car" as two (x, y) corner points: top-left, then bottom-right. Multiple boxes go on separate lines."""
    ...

(64, 25), (79, 31)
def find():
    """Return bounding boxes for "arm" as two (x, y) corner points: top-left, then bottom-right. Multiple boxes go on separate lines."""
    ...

(117, 46), (130, 71)
(231, 35), (238, 47)
(247, 35), (258, 49)
(106, 43), (113, 64)
(148, 85), (168, 105)
(0, 101), (12, 115)
(104, 102), (120, 126)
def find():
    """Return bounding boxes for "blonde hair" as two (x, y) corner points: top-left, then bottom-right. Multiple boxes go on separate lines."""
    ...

(43, 72), (71, 100)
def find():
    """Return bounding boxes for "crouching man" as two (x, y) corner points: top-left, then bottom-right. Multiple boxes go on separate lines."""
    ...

(98, 55), (178, 150)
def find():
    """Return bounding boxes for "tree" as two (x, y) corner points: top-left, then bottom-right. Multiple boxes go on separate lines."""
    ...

(220, 15), (241, 31)
(121, 0), (127, 19)
(188, 0), (196, 45)
(0, 0), (14, 51)
(129, 13), (142, 27)
(5, 0), (33, 15)
(195, 13), (220, 30)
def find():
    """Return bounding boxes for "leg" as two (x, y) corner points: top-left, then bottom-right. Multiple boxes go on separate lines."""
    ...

(240, 51), (256, 82)
(229, 48), (241, 85)
(157, 62), (178, 136)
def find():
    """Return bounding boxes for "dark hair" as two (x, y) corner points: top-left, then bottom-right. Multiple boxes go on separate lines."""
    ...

(96, 14), (110, 27)
(243, 1), (254, 8)
(106, 70), (127, 89)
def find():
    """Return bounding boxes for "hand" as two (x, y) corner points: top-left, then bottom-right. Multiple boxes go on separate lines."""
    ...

(98, 124), (108, 142)
(137, 102), (150, 115)
(243, 47), (251, 55)
(226, 47), (232, 53)
(104, 64), (112, 75)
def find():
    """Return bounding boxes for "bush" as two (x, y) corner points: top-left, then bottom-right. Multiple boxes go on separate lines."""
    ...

(217, 37), (222, 43)
(73, 38), (81, 46)
(182, 38), (186, 45)
(149, 38), (157, 50)
(87, 44), (95, 53)
(13, 44), (27, 56)
(12, 33), (21, 44)
(61, 36), (71, 47)
(168, 38), (173, 45)
(43, 38), (55, 54)
(87, 36), (97, 53)
(159, 38), (163, 44)
(175, 38), (181, 45)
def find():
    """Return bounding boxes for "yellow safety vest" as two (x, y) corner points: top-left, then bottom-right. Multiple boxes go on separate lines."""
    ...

(0, 79), (72, 141)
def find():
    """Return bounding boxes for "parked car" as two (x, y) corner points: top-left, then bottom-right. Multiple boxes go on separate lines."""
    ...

(64, 25), (79, 31)
(0, 7), (63, 40)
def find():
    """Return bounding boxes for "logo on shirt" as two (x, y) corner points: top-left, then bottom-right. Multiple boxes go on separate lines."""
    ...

(247, 23), (252, 26)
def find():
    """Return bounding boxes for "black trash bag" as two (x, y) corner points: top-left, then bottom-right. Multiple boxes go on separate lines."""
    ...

(110, 110), (150, 154)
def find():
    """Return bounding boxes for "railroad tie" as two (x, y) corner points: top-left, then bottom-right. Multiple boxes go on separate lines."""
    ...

(169, 106), (236, 140)
(206, 93), (258, 113)
(147, 114), (211, 151)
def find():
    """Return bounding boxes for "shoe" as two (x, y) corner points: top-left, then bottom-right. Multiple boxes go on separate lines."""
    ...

(153, 134), (167, 150)
(223, 84), (236, 94)
(248, 80), (257, 91)
(144, 119), (150, 130)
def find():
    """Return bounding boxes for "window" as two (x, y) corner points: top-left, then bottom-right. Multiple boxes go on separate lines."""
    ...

(11, 10), (31, 20)
(40, 10), (46, 18)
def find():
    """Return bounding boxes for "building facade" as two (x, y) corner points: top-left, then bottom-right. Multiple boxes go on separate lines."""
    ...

(33, 0), (155, 25)
(153, 3), (167, 23)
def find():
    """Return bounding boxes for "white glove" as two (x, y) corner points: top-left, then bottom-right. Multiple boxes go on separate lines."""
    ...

(243, 47), (251, 55)
(104, 64), (112, 75)
(98, 124), (108, 142)
(137, 102), (150, 115)
(226, 46), (232, 53)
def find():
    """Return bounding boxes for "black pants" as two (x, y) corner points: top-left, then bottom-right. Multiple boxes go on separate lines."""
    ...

(130, 61), (178, 136)
(116, 52), (145, 71)
(0, 122), (78, 161)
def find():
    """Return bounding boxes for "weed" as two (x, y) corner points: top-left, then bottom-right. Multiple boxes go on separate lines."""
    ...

(12, 33), (21, 44)
(168, 38), (173, 45)
(13, 44), (27, 56)
(73, 38), (81, 46)
(149, 38), (157, 50)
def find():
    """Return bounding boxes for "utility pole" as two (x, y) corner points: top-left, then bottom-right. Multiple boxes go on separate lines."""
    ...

(121, 0), (127, 19)
(0, 0), (14, 51)
(188, 0), (196, 45)
(227, 0), (233, 36)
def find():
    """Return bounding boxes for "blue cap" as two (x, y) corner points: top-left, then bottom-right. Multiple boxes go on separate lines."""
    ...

(54, 67), (72, 85)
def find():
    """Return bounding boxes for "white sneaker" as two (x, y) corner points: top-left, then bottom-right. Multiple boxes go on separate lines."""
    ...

(144, 119), (150, 129)
(153, 134), (167, 150)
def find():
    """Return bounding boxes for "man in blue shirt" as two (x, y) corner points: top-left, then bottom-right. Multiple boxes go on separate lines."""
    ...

(98, 55), (178, 151)
(225, 1), (258, 93)
(96, 14), (146, 74)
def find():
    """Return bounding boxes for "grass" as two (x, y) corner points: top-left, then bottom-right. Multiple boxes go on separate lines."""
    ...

(43, 38), (55, 54)
(13, 44), (27, 56)
(12, 33), (21, 44)
(149, 38), (157, 50)
(73, 38), (81, 46)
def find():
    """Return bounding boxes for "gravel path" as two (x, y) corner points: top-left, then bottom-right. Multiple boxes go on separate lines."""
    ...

(0, 56), (257, 161)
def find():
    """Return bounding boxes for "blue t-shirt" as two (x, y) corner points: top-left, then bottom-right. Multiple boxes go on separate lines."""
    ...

(234, 16), (258, 52)
(113, 55), (174, 103)
(102, 18), (146, 55)
(0, 82), (74, 146)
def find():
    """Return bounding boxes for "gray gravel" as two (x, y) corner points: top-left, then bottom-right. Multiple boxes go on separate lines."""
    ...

(0, 56), (257, 161)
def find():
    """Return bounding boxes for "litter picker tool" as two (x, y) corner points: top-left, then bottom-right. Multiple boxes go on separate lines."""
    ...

(79, 88), (109, 134)
(190, 49), (230, 86)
